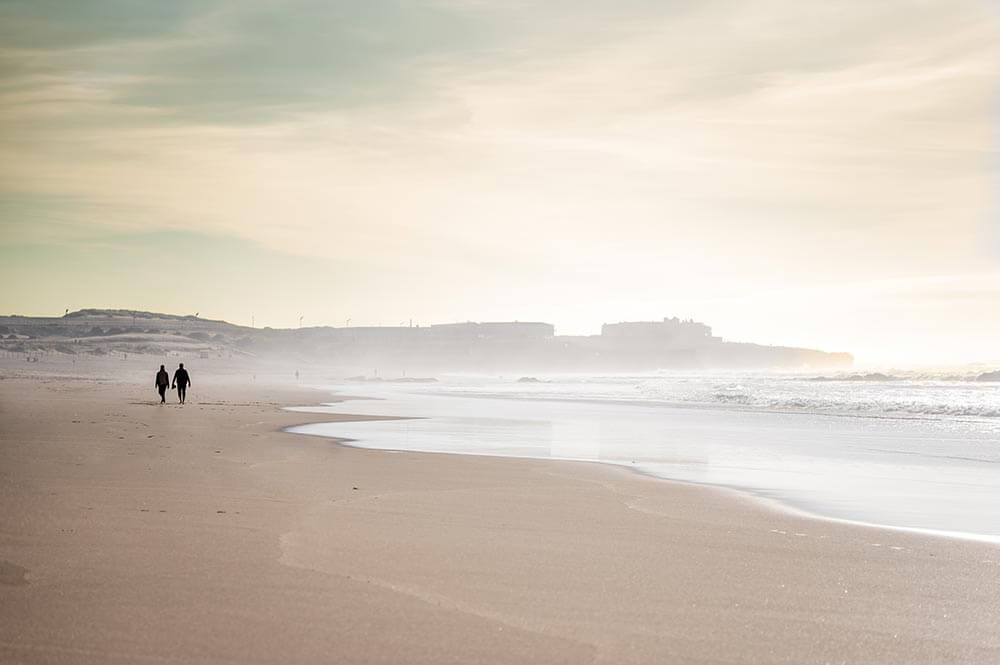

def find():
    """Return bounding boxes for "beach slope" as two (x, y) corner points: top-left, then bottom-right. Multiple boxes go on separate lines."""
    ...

(1, 375), (998, 664)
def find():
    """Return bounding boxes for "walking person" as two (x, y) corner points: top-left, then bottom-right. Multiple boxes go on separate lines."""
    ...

(155, 365), (169, 404)
(172, 363), (192, 404)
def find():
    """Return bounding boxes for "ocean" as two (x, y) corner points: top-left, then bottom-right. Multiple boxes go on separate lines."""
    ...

(287, 371), (1000, 542)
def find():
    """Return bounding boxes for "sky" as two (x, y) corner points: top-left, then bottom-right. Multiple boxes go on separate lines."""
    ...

(1, 0), (998, 364)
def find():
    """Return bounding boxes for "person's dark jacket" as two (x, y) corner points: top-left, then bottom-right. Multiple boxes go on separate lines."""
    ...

(172, 368), (191, 389)
(155, 370), (169, 388)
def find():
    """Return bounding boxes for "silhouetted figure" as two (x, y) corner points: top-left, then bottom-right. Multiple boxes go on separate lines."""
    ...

(155, 365), (169, 404)
(172, 363), (191, 404)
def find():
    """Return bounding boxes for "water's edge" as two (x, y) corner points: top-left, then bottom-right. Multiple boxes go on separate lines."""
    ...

(280, 393), (1000, 547)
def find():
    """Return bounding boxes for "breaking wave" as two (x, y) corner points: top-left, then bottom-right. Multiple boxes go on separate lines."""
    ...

(701, 384), (1000, 419)
(808, 370), (1000, 383)
(435, 369), (1000, 422)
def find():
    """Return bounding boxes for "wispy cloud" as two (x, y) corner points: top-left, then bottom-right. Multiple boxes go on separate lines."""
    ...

(0, 0), (997, 359)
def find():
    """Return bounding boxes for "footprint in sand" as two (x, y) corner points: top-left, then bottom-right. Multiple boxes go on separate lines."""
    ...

(0, 560), (29, 586)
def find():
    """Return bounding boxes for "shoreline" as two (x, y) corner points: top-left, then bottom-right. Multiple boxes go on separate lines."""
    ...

(3, 373), (999, 663)
(285, 390), (1000, 547)
(290, 419), (1000, 547)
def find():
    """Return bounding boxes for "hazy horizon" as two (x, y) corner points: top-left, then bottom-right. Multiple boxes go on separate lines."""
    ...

(2, 1), (997, 365)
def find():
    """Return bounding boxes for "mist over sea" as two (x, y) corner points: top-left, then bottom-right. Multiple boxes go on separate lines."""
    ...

(290, 370), (1000, 541)
(429, 370), (1000, 420)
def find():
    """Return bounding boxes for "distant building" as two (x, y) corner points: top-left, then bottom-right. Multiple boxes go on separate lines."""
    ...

(600, 317), (719, 346)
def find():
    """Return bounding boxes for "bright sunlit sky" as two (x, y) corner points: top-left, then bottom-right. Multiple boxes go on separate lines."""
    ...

(1, 1), (998, 364)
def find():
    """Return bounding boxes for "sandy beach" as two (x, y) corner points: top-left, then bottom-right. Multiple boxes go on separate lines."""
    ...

(2, 371), (999, 664)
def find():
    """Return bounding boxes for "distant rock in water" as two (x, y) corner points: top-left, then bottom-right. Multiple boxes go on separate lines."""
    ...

(810, 372), (897, 382)
(974, 371), (1000, 382)
(517, 376), (542, 383)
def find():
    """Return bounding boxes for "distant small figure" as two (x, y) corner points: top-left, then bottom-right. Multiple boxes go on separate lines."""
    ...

(295, 370), (299, 381)
(155, 365), (169, 404)
(172, 363), (192, 404)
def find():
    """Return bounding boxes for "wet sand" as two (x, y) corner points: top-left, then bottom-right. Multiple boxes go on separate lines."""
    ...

(1, 373), (998, 664)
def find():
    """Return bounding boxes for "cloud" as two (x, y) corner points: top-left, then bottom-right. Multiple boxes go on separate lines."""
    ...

(0, 1), (205, 49)
(1, 0), (508, 125)
(0, 0), (997, 359)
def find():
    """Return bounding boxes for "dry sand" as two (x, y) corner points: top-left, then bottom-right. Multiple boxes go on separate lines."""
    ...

(1, 370), (999, 664)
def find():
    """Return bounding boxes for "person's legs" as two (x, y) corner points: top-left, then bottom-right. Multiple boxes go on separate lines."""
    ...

(178, 386), (186, 404)
(158, 386), (166, 403)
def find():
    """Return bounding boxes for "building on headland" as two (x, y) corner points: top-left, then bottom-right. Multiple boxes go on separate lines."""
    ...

(0, 310), (853, 371)
(601, 317), (719, 344)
